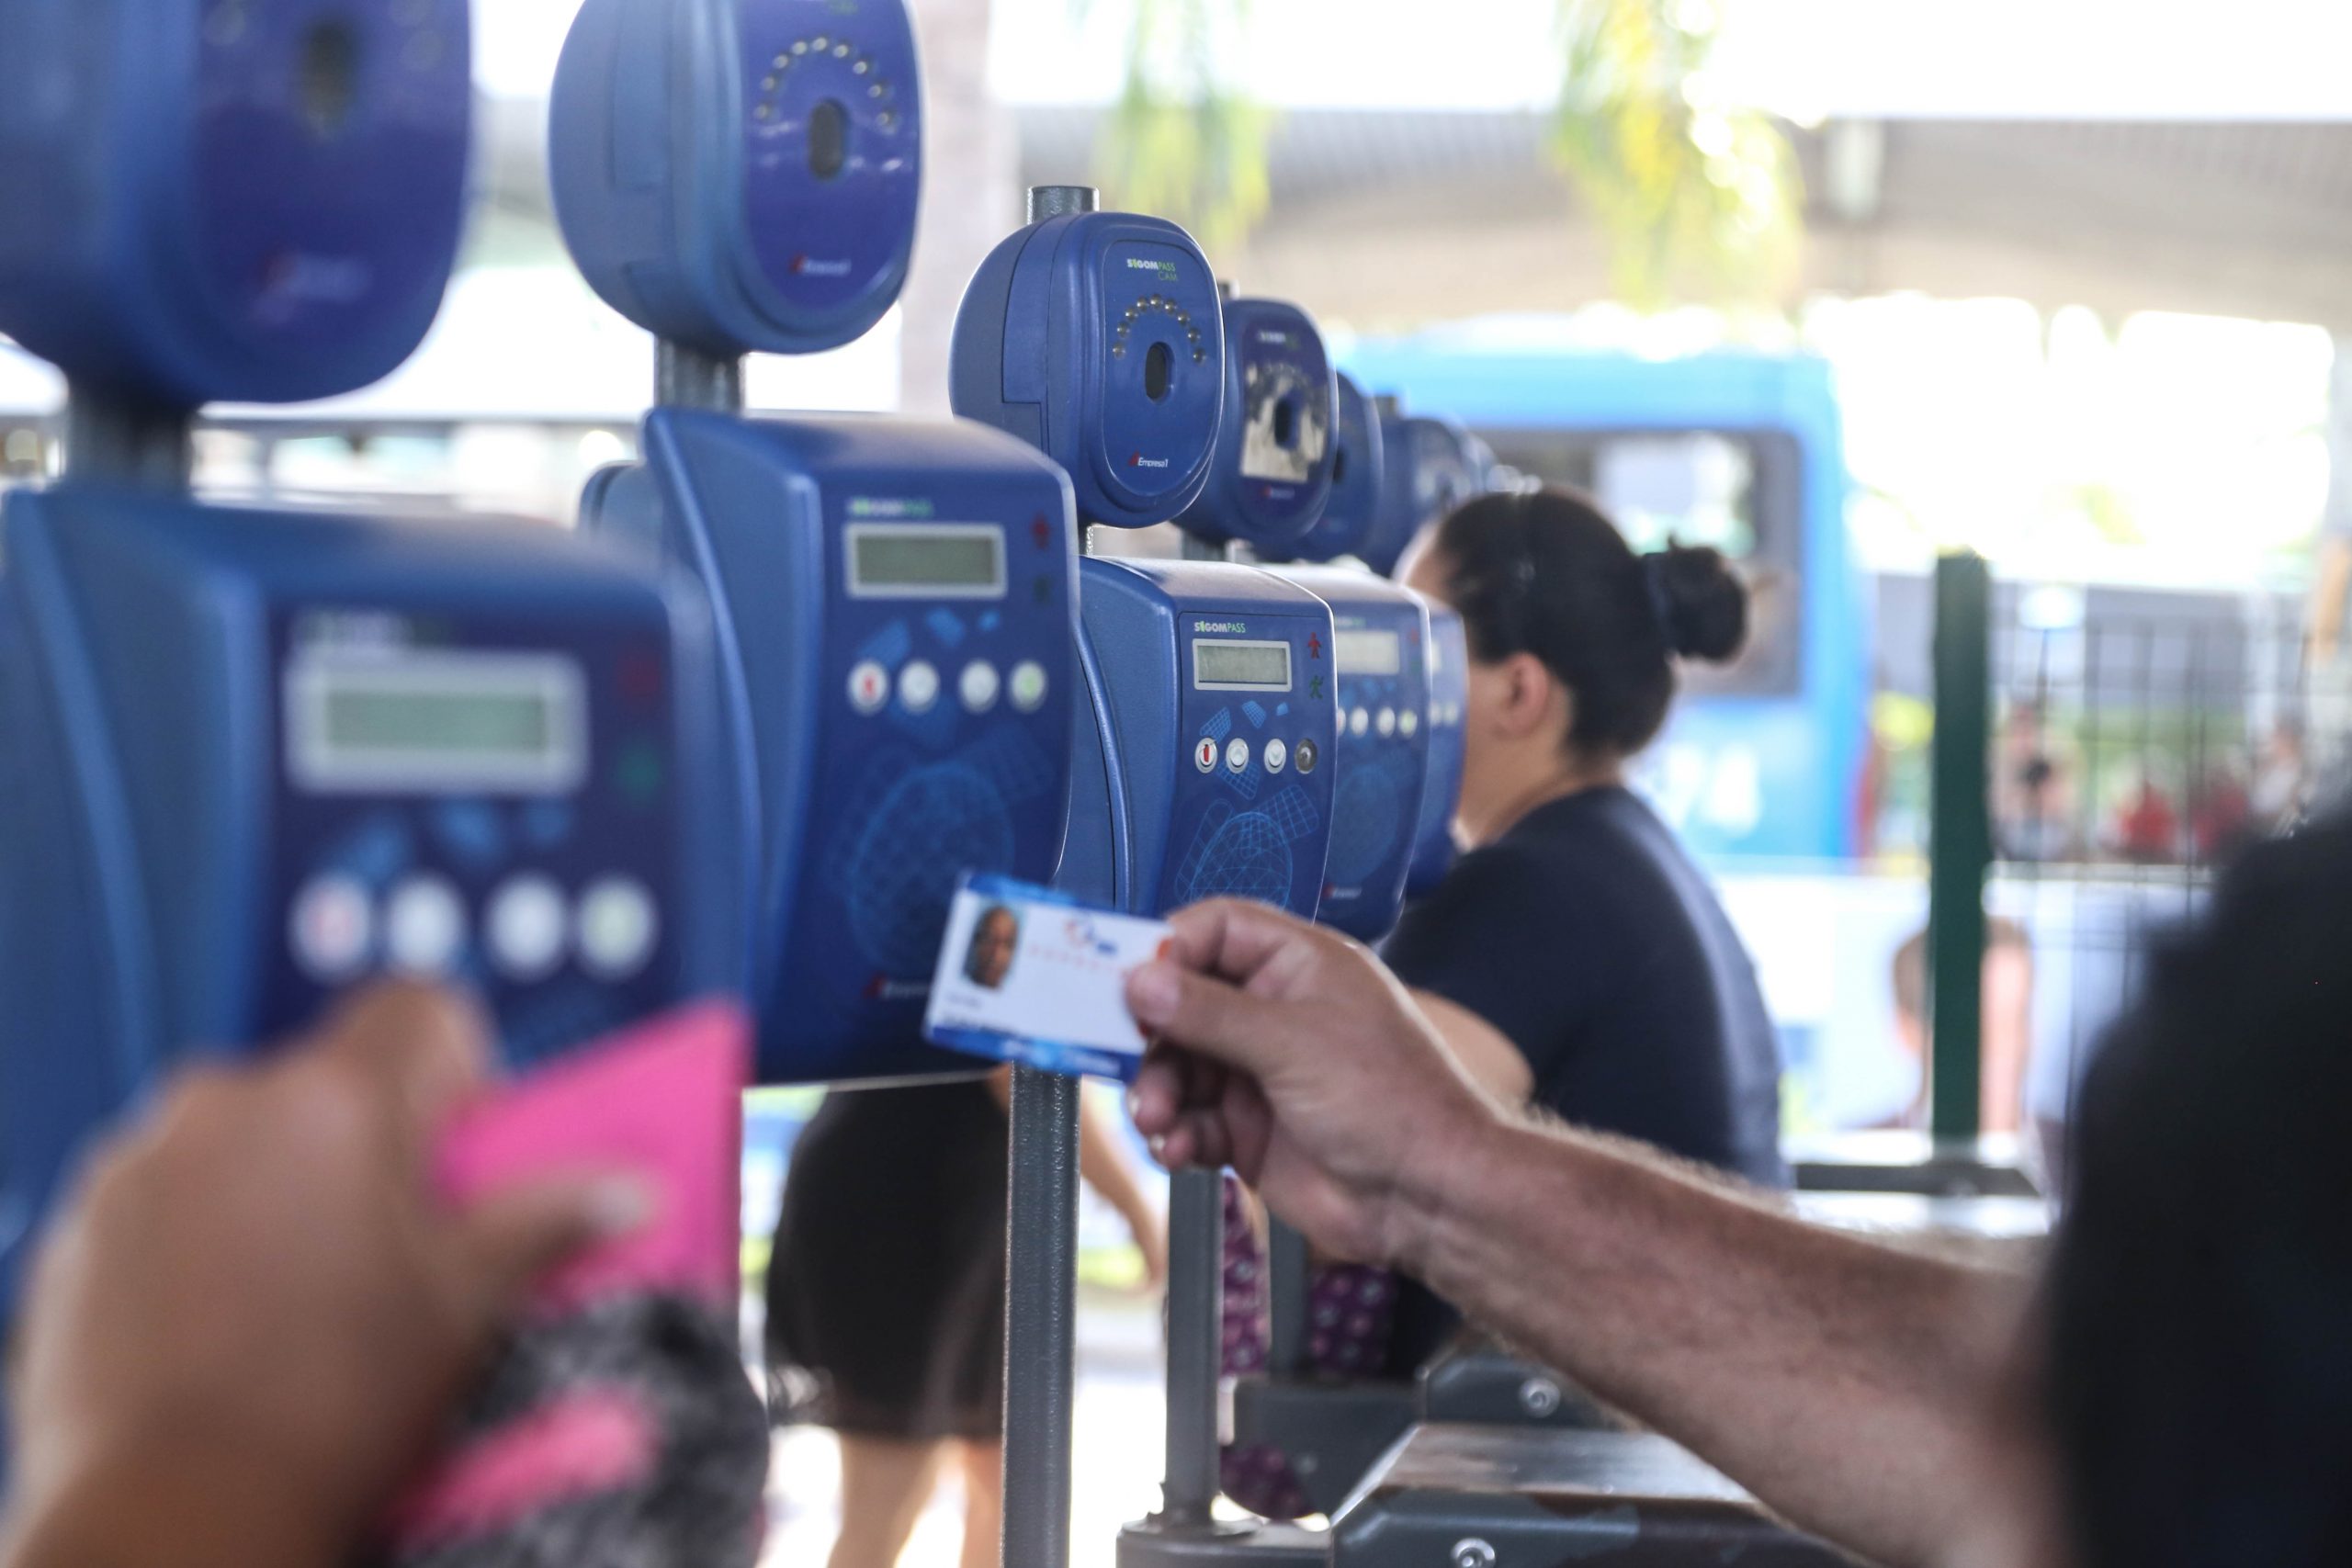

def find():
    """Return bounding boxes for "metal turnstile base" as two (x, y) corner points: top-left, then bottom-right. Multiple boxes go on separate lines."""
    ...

(1117, 1519), (1328, 1568)
(1330, 1425), (1854, 1568)
(1229, 1378), (1418, 1518)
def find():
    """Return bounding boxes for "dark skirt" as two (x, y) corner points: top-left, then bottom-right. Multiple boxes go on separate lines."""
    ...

(763, 1079), (1009, 1441)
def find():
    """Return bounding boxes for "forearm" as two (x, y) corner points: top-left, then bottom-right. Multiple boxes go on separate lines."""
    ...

(1397, 1116), (2035, 1568)
(2, 1435), (347, 1568)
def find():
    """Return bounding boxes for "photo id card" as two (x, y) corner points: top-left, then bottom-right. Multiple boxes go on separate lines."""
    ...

(923, 873), (1174, 1081)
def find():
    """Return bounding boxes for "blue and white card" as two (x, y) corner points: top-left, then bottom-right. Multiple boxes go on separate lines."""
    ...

(923, 873), (1173, 1081)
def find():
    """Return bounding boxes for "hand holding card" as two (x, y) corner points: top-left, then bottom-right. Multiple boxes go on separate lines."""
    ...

(923, 874), (1174, 1081)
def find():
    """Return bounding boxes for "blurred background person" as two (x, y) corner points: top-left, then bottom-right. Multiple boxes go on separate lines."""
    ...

(1884, 917), (2036, 1137)
(765, 1079), (1163, 1568)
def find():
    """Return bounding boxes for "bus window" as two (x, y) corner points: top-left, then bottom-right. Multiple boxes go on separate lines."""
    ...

(1474, 425), (1805, 698)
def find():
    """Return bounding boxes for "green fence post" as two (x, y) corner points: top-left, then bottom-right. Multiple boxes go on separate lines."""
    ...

(1928, 551), (1992, 1142)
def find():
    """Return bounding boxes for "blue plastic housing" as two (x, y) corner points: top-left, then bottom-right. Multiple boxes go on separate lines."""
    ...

(583, 413), (1081, 1084)
(1265, 566), (1431, 941)
(1407, 602), (1468, 897)
(1284, 372), (1385, 564)
(1175, 298), (1337, 553)
(951, 212), (1227, 530)
(0, 0), (470, 408)
(549, 0), (922, 357)
(1057, 558), (1336, 921)
(1361, 410), (1486, 578)
(0, 488), (748, 1314)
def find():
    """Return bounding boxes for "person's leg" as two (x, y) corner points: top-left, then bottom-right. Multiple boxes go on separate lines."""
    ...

(828, 1435), (946, 1568)
(957, 1440), (1003, 1568)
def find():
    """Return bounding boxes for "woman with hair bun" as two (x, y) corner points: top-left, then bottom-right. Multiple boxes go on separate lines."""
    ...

(1377, 486), (1789, 1370)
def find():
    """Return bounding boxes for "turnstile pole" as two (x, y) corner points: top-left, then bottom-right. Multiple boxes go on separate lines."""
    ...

(1928, 551), (1992, 1141)
(63, 385), (192, 492)
(1001, 179), (1100, 1568)
(1265, 1219), (1310, 1377)
(654, 342), (745, 415)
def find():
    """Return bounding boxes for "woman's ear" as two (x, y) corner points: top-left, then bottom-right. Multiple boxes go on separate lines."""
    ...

(1492, 650), (1568, 741)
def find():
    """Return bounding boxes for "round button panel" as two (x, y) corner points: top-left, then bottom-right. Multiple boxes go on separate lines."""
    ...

(578, 878), (660, 980)
(1350, 708), (1370, 738)
(960, 660), (1001, 714)
(290, 875), (373, 983)
(385, 875), (466, 976)
(1376, 707), (1397, 738)
(1295, 739), (1319, 773)
(1010, 660), (1049, 713)
(849, 660), (889, 715)
(489, 875), (568, 981)
(1194, 738), (1219, 773)
(899, 660), (940, 714)
(1400, 708), (1421, 738)
(1226, 738), (1250, 773)
(1264, 739), (1289, 774)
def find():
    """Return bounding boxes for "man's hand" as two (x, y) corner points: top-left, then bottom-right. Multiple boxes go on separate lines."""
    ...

(1124, 899), (1500, 1269)
(4, 985), (649, 1568)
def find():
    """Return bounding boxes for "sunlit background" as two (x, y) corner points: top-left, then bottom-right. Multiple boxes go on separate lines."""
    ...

(5, 3), (2348, 1562)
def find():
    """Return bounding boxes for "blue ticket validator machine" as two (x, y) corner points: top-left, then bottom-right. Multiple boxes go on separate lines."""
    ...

(1361, 401), (1486, 578)
(1283, 371), (1385, 565)
(953, 208), (1227, 530)
(1057, 561), (1338, 921)
(1407, 602), (1469, 897)
(0, 0), (742, 1330)
(1264, 566), (1430, 942)
(552, 0), (1081, 1086)
(1174, 298), (1337, 556)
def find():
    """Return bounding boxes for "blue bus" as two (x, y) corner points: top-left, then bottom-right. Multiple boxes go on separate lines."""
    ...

(1339, 345), (1868, 863)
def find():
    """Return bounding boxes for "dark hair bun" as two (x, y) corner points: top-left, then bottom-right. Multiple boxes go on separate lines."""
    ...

(1649, 544), (1749, 664)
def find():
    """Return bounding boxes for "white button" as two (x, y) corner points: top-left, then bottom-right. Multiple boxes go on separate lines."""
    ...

(385, 875), (466, 976)
(1264, 739), (1289, 773)
(488, 875), (568, 981)
(1376, 707), (1397, 738)
(1010, 660), (1049, 713)
(1400, 708), (1420, 738)
(849, 660), (889, 715)
(960, 660), (1001, 714)
(899, 660), (940, 713)
(1350, 707), (1370, 738)
(290, 875), (374, 982)
(1194, 737), (1219, 773)
(1226, 738), (1250, 773)
(578, 878), (660, 980)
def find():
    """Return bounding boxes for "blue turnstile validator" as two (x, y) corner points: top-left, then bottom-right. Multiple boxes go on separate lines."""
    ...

(1407, 602), (1469, 897)
(1057, 561), (1337, 921)
(0, 0), (742, 1322)
(1174, 297), (1338, 556)
(1266, 566), (1432, 941)
(553, 0), (1084, 1083)
(1283, 371), (1385, 565)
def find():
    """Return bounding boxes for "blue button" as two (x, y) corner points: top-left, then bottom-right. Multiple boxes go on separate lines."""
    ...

(322, 815), (411, 887)
(430, 800), (505, 872)
(520, 799), (577, 852)
(926, 608), (967, 649)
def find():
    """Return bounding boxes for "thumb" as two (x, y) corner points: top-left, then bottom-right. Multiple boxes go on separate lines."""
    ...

(1126, 958), (1300, 1081)
(446, 1173), (654, 1323)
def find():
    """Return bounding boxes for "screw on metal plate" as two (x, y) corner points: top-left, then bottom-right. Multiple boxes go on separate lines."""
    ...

(1451, 1538), (1497, 1568)
(1519, 1376), (1564, 1417)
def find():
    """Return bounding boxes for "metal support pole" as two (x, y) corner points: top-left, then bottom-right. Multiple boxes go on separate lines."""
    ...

(1159, 1168), (1226, 1526)
(1001, 179), (1100, 1568)
(1928, 551), (1992, 1141)
(1265, 1218), (1309, 1377)
(63, 387), (193, 493)
(655, 342), (746, 414)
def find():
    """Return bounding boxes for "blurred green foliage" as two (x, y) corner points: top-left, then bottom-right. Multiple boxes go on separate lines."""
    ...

(1079, 0), (1273, 257)
(1550, 0), (1802, 307)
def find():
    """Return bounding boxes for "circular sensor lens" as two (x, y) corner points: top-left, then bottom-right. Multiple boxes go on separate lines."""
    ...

(1272, 395), (1300, 449)
(808, 99), (848, 180)
(299, 20), (361, 139)
(1144, 341), (1173, 402)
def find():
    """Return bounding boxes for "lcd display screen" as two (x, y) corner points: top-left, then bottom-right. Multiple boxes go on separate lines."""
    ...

(288, 651), (587, 795)
(848, 524), (1007, 598)
(1193, 639), (1293, 692)
(1335, 629), (1402, 677)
